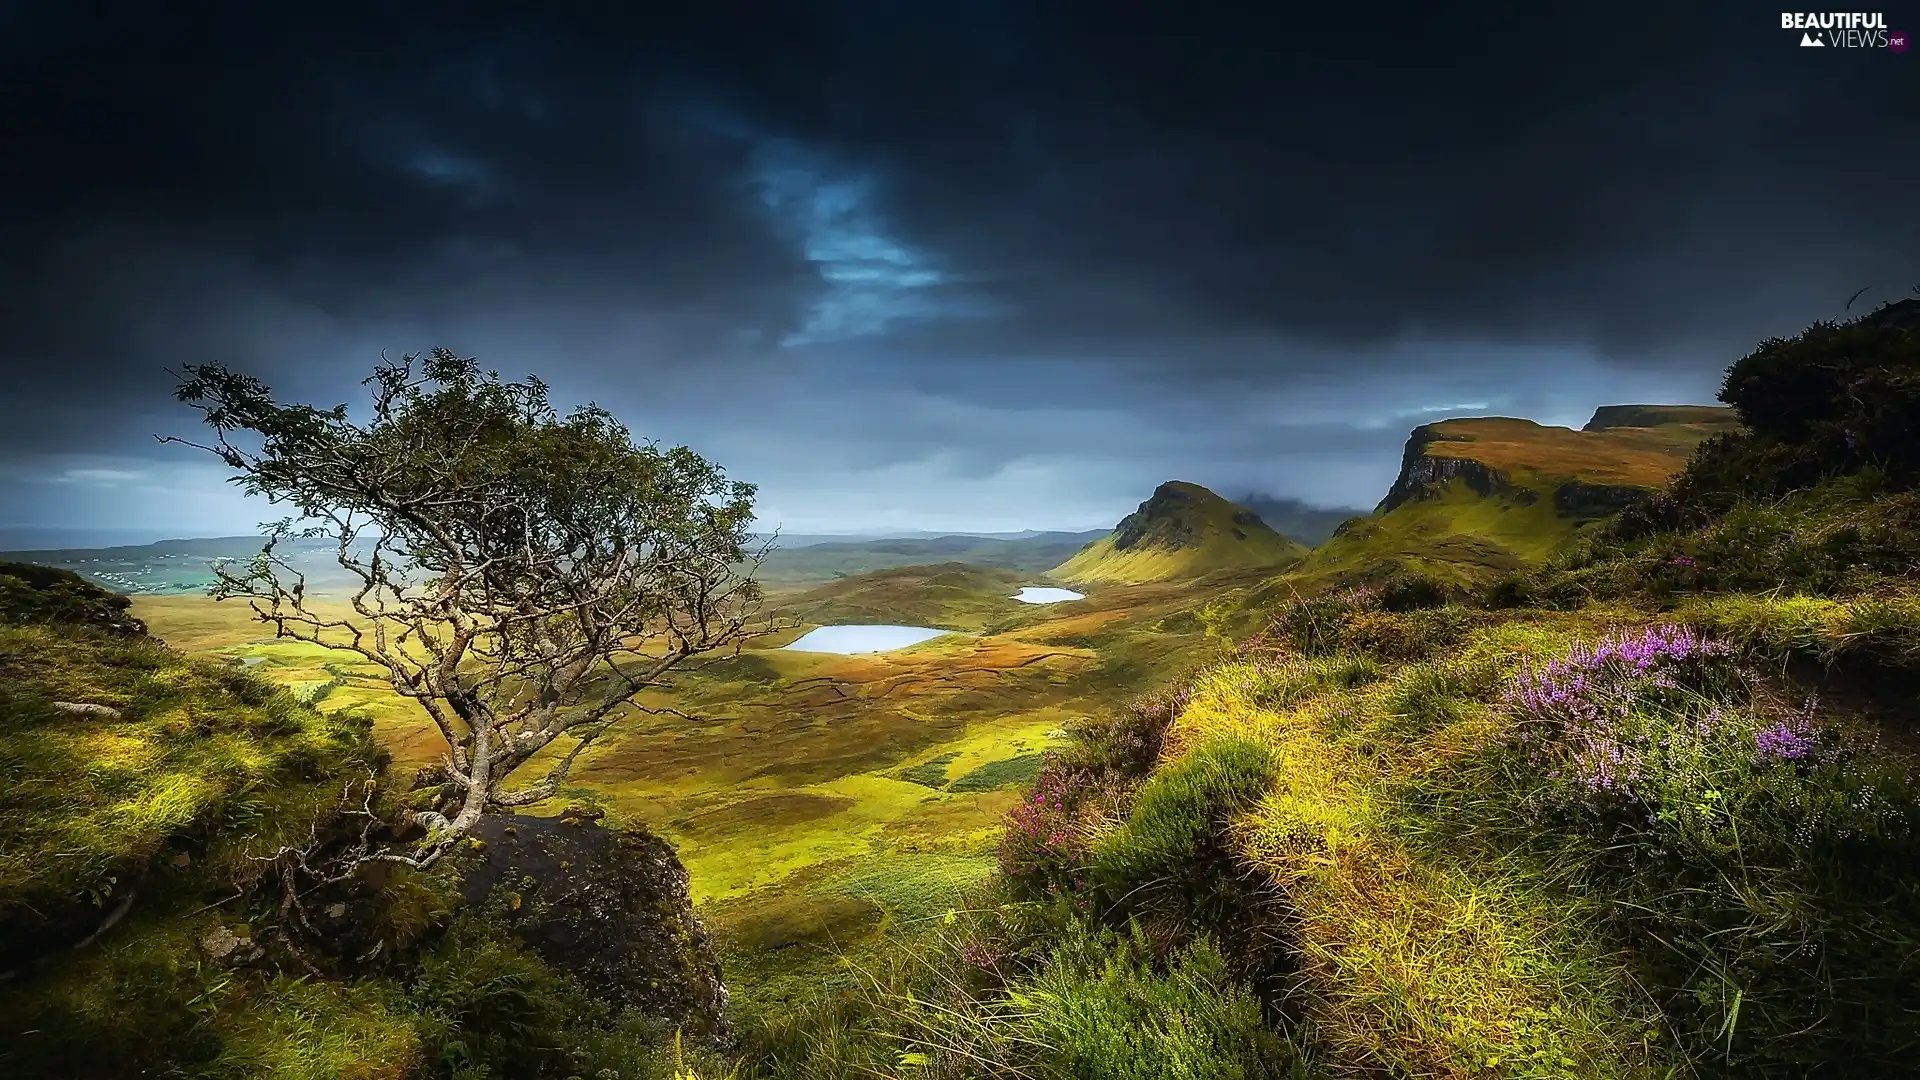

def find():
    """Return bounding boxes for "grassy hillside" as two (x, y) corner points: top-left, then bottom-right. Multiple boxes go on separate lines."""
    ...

(1054, 481), (1310, 584)
(727, 305), (1920, 1080)
(1301, 408), (1734, 591)
(0, 570), (426, 1077)
(778, 561), (1043, 632)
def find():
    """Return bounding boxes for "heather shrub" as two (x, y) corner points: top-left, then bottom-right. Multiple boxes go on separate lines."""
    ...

(1053, 685), (1188, 782)
(1422, 623), (1920, 1074)
(1261, 583), (1483, 661)
(999, 768), (1093, 903)
(1267, 586), (1379, 655)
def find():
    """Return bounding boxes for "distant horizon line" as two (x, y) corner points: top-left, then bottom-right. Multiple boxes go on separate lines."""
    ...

(0, 524), (1123, 556)
(1, 494), (1374, 556)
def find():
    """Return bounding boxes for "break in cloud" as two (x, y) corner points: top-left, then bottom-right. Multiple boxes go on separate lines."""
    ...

(1, 1), (1915, 545)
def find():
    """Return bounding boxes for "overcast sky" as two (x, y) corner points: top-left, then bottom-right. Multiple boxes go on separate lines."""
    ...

(2, 1), (1915, 547)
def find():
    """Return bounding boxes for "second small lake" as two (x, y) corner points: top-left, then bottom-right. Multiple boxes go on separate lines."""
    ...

(784, 625), (953, 654)
(1012, 586), (1085, 604)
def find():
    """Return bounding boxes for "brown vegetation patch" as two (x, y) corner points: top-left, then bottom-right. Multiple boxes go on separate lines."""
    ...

(671, 792), (856, 839)
(708, 890), (886, 952)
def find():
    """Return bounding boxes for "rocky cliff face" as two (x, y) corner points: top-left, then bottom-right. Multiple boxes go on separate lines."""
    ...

(462, 809), (731, 1047)
(1375, 425), (1517, 513)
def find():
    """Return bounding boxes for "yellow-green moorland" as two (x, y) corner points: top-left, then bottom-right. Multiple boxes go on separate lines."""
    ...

(129, 561), (1223, 1021)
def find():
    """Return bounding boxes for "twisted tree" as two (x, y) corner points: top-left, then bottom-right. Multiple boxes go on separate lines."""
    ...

(166, 348), (773, 866)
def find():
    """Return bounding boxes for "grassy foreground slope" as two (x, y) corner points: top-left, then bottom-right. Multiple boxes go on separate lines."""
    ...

(1302, 407), (1738, 589)
(1055, 481), (1310, 584)
(0, 565), (428, 1078)
(0, 565), (772, 1080)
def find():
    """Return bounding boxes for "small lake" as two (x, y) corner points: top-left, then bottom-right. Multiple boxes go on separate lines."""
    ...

(1013, 586), (1085, 604)
(784, 625), (952, 654)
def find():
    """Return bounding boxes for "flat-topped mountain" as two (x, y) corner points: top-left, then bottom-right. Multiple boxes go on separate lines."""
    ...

(1311, 405), (1738, 587)
(1376, 408), (1738, 516)
(1052, 481), (1309, 584)
(1582, 404), (1740, 432)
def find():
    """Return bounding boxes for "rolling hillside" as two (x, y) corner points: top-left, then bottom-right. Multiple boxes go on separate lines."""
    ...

(1303, 405), (1739, 587)
(778, 562), (1040, 632)
(1052, 481), (1310, 584)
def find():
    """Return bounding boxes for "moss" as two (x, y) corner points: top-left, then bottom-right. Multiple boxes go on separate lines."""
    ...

(0, 622), (384, 967)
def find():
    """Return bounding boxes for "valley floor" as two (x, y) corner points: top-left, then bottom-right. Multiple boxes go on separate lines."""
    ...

(129, 572), (1221, 1010)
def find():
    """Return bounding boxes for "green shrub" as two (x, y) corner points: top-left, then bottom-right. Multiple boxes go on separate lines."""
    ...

(1016, 921), (1306, 1080)
(1089, 737), (1277, 929)
(1672, 298), (1920, 509)
(1375, 568), (1450, 612)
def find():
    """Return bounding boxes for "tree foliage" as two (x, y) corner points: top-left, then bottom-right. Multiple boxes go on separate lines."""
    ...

(1672, 296), (1920, 513)
(167, 349), (772, 864)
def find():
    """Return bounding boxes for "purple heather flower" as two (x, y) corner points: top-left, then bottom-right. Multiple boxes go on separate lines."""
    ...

(1754, 715), (1819, 763)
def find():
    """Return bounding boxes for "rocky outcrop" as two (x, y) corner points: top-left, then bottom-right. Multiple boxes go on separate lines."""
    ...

(1111, 482), (1215, 551)
(1376, 425), (1516, 513)
(461, 809), (730, 1046)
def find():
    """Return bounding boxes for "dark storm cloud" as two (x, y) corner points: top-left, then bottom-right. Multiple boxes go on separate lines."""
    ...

(1, 0), (1915, 537)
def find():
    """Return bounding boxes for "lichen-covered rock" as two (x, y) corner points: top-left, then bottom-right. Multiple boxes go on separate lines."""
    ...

(460, 809), (730, 1045)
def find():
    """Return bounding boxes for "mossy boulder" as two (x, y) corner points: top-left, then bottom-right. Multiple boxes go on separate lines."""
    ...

(459, 810), (730, 1045)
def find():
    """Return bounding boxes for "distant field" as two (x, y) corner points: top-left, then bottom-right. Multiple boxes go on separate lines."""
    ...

(753, 530), (1105, 588)
(9, 529), (1110, 597)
